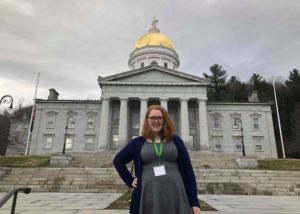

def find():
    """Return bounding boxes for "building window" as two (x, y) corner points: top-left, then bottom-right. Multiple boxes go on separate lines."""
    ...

(141, 62), (144, 68)
(65, 135), (74, 150)
(213, 116), (221, 130)
(44, 135), (54, 149)
(67, 117), (75, 129)
(46, 116), (56, 129)
(233, 118), (241, 130)
(233, 136), (242, 151)
(253, 137), (263, 151)
(164, 62), (168, 68)
(212, 137), (222, 151)
(252, 117), (260, 130)
(87, 115), (96, 129)
(85, 135), (95, 150)
(211, 112), (222, 130)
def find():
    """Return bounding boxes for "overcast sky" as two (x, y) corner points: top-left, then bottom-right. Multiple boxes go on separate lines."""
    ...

(0, 0), (299, 108)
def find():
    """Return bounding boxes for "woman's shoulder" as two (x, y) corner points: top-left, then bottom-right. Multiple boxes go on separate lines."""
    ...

(171, 134), (182, 143)
(132, 136), (145, 141)
(129, 136), (146, 145)
(171, 135), (186, 148)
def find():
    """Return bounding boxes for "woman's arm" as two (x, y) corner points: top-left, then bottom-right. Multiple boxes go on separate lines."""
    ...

(113, 140), (137, 187)
(174, 135), (200, 207)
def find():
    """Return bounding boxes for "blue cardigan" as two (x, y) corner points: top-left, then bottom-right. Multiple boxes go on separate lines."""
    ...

(113, 135), (200, 214)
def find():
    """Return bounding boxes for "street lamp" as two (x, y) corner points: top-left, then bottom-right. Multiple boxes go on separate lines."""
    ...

(234, 118), (246, 156)
(0, 95), (13, 109)
(62, 117), (75, 154)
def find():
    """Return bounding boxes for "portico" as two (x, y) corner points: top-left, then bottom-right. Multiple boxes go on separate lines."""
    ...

(97, 65), (210, 151)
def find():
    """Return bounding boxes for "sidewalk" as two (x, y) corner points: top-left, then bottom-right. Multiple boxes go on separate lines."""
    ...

(0, 192), (300, 214)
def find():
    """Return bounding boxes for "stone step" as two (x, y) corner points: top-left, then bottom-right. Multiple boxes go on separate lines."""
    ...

(69, 152), (240, 168)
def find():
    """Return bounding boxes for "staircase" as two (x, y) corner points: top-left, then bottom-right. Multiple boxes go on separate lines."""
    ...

(196, 169), (300, 196)
(1, 167), (300, 196)
(1, 152), (299, 196)
(0, 167), (125, 193)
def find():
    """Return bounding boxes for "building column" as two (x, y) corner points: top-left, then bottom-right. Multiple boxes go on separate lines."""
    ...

(98, 98), (110, 150)
(160, 99), (168, 111)
(118, 98), (128, 147)
(180, 99), (190, 146)
(139, 99), (148, 135)
(198, 99), (210, 151)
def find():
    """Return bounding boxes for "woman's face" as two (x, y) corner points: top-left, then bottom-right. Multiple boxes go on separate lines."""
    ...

(147, 109), (164, 135)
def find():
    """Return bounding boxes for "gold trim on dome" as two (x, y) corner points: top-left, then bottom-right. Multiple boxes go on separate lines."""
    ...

(134, 32), (175, 50)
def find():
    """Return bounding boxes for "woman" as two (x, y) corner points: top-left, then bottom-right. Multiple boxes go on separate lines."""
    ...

(113, 105), (200, 214)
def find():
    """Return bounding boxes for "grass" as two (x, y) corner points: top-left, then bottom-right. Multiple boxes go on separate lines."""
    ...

(258, 158), (300, 171)
(106, 191), (217, 211)
(0, 155), (50, 167)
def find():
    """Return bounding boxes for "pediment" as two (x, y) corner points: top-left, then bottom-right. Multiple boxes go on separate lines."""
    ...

(98, 65), (209, 85)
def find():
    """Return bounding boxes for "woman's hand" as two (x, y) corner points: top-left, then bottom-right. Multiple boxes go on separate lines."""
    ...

(132, 177), (138, 188)
(192, 206), (200, 214)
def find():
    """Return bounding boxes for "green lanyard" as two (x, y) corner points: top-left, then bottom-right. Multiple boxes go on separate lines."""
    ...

(152, 137), (164, 163)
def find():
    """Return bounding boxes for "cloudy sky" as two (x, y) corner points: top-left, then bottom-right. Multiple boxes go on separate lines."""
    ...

(0, 0), (299, 108)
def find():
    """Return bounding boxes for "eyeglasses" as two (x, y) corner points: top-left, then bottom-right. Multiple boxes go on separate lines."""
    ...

(147, 116), (164, 123)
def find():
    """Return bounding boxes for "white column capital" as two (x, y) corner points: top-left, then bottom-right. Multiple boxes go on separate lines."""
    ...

(197, 98), (207, 103)
(180, 98), (189, 103)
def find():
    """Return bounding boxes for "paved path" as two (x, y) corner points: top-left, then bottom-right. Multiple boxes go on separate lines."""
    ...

(0, 193), (300, 214)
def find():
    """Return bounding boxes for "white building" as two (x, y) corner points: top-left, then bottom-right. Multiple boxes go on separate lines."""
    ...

(30, 21), (277, 158)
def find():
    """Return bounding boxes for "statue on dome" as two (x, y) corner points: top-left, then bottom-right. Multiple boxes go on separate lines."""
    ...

(149, 17), (160, 33)
(152, 17), (158, 29)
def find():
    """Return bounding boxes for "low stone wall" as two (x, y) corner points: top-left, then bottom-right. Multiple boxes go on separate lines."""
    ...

(50, 154), (72, 167)
(235, 156), (258, 168)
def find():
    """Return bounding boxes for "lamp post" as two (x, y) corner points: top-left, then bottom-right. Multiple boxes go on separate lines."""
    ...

(234, 118), (246, 156)
(62, 117), (74, 154)
(0, 95), (13, 109)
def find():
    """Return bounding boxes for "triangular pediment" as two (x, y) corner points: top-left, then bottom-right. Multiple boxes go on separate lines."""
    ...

(98, 65), (209, 85)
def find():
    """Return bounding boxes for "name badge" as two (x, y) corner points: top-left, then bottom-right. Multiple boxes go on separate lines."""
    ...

(153, 165), (167, 177)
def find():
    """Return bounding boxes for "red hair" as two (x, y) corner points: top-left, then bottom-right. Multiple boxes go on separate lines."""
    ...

(141, 105), (175, 141)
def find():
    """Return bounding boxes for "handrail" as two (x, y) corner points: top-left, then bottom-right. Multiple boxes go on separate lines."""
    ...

(0, 187), (31, 214)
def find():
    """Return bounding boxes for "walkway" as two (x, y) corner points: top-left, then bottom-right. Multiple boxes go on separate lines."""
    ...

(0, 193), (299, 213)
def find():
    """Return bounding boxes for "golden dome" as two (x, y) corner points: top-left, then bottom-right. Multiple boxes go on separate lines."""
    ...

(134, 32), (175, 50)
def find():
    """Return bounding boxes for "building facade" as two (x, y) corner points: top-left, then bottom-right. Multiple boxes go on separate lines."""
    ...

(30, 21), (277, 157)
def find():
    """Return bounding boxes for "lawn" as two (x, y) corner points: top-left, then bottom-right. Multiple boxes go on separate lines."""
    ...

(0, 155), (50, 167)
(258, 158), (300, 171)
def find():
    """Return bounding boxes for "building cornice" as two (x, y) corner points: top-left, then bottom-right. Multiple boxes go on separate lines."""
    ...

(36, 99), (101, 104)
(99, 81), (208, 86)
(207, 101), (274, 106)
(98, 64), (210, 86)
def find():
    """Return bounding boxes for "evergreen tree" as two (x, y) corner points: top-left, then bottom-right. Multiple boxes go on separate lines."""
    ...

(203, 64), (228, 101)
